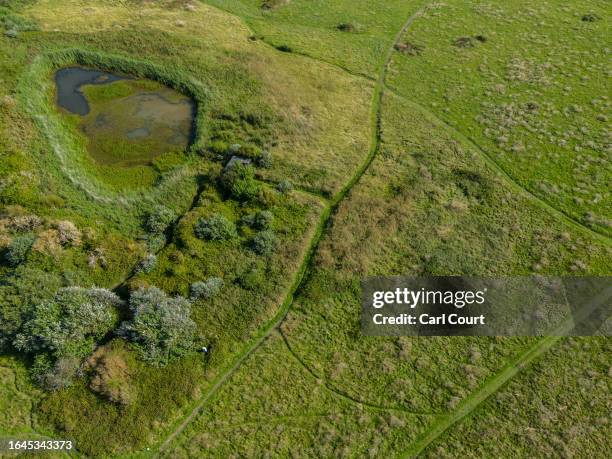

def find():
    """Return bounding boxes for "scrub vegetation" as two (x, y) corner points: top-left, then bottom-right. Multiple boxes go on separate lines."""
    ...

(0, 0), (609, 457)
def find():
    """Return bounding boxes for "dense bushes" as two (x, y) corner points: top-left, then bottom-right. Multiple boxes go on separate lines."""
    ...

(119, 287), (197, 366)
(145, 205), (175, 234)
(0, 268), (62, 351)
(251, 230), (278, 256)
(195, 214), (237, 241)
(220, 163), (260, 201)
(277, 179), (294, 194)
(253, 210), (274, 230)
(14, 287), (120, 358)
(4, 233), (35, 266)
(13, 287), (121, 388)
(138, 253), (158, 273)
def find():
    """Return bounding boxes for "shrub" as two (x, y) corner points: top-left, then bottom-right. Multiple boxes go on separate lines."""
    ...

(336, 22), (362, 33)
(4, 234), (35, 266)
(221, 163), (260, 202)
(257, 150), (273, 168)
(275, 44), (292, 53)
(145, 233), (166, 252)
(453, 37), (474, 48)
(56, 220), (81, 246)
(251, 230), (278, 256)
(0, 268), (62, 351)
(582, 13), (600, 22)
(227, 143), (242, 154)
(37, 357), (80, 391)
(277, 179), (294, 194)
(394, 41), (423, 56)
(195, 214), (237, 241)
(239, 266), (266, 291)
(138, 253), (157, 273)
(262, 0), (289, 10)
(190, 277), (224, 300)
(14, 287), (121, 361)
(119, 287), (196, 366)
(253, 210), (274, 230)
(207, 140), (229, 155)
(145, 205), (175, 234)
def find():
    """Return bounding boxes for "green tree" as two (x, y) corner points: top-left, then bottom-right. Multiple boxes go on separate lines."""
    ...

(119, 287), (197, 366)
(195, 214), (237, 241)
(13, 287), (121, 360)
(221, 163), (260, 201)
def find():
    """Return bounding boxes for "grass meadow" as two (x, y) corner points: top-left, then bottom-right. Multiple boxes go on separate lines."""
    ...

(0, 0), (609, 457)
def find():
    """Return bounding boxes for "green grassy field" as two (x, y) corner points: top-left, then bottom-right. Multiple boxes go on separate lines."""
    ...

(0, 0), (609, 457)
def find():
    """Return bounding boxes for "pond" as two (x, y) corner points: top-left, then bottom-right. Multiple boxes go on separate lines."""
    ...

(54, 66), (195, 167)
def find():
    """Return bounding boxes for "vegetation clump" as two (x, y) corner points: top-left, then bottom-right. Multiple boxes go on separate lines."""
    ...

(277, 179), (294, 194)
(251, 230), (278, 256)
(336, 22), (362, 33)
(195, 214), (237, 241)
(13, 287), (121, 388)
(394, 41), (423, 56)
(145, 205), (176, 234)
(190, 277), (224, 300)
(119, 287), (197, 366)
(85, 344), (133, 405)
(453, 36), (474, 48)
(56, 220), (81, 246)
(261, 0), (289, 11)
(4, 234), (35, 266)
(221, 163), (261, 202)
(252, 210), (274, 230)
(275, 44), (293, 53)
(257, 150), (273, 168)
(138, 253), (157, 273)
(581, 13), (600, 22)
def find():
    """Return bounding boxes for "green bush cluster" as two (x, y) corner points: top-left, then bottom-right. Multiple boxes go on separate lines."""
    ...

(119, 287), (197, 366)
(194, 214), (237, 241)
(145, 205), (176, 234)
(250, 230), (278, 256)
(190, 277), (224, 300)
(0, 267), (62, 351)
(4, 233), (35, 266)
(220, 163), (261, 202)
(243, 210), (274, 230)
(13, 287), (121, 388)
(138, 253), (157, 273)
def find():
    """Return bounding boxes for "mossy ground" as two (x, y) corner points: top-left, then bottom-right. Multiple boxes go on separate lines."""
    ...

(0, 0), (609, 457)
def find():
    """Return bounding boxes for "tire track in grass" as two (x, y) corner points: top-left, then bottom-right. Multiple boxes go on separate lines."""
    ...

(152, 4), (431, 455)
(278, 330), (437, 416)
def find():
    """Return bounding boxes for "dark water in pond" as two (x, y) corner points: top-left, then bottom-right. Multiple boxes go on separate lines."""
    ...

(55, 67), (125, 116)
(53, 66), (195, 167)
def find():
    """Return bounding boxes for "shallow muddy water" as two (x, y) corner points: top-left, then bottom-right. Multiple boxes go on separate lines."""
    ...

(54, 66), (195, 166)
